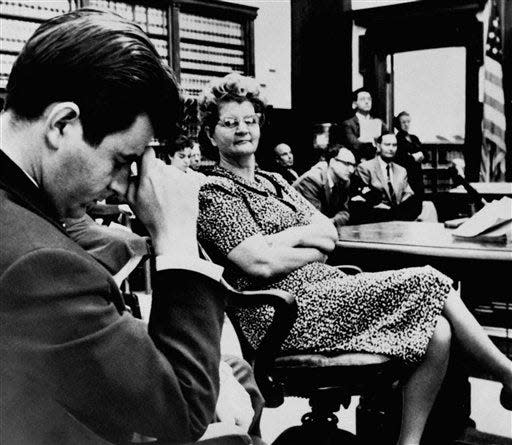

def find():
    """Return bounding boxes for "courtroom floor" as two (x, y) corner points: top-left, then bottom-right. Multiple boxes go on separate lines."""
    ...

(136, 292), (512, 443)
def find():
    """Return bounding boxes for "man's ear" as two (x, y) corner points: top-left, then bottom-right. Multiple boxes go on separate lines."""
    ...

(45, 102), (81, 150)
(352, 101), (357, 110)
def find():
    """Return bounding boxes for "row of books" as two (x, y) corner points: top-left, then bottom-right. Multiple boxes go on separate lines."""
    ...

(180, 60), (243, 74)
(150, 38), (169, 62)
(87, 0), (167, 36)
(180, 42), (245, 67)
(180, 72), (222, 98)
(0, 0), (69, 20)
(0, 18), (40, 52)
(180, 13), (243, 46)
(0, 53), (16, 87)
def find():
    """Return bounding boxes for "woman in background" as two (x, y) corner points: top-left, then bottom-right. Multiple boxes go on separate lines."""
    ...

(167, 134), (192, 172)
(196, 73), (512, 445)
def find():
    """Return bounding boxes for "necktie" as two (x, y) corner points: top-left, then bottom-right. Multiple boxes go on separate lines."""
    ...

(386, 163), (397, 206)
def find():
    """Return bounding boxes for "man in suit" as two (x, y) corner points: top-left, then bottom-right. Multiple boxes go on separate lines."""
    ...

(271, 142), (299, 184)
(0, 10), (243, 445)
(353, 132), (421, 222)
(340, 88), (387, 162)
(293, 145), (356, 232)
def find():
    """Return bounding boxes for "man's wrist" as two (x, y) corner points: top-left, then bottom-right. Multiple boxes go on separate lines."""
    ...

(152, 233), (198, 257)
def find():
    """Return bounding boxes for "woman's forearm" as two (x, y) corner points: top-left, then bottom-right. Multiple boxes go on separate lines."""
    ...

(267, 220), (337, 253)
(227, 235), (327, 279)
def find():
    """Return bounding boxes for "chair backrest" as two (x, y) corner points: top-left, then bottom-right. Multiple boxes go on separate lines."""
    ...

(198, 243), (298, 407)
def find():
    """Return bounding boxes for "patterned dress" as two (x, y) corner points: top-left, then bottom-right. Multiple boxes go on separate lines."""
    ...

(198, 166), (452, 364)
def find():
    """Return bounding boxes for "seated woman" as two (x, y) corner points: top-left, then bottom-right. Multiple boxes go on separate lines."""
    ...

(196, 73), (512, 445)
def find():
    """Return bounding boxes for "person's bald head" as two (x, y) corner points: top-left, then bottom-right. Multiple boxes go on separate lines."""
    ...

(329, 146), (356, 182)
(274, 143), (294, 168)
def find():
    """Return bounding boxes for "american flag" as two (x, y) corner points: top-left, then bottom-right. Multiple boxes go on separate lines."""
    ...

(480, 0), (506, 182)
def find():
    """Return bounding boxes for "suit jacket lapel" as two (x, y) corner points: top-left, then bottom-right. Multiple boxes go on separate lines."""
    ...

(392, 165), (405, 201)
(372, 158), (392, 202)
(0, 150), (66, 234)
(353, 116), (360, 138)
(321, 168), (333, 211)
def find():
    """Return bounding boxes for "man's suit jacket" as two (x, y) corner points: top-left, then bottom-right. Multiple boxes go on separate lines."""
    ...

(270, 164), (299, 185)
(292, 164), (350, 228)
(340, 115), (387, 161)
(356, 157), (414, 207)
(0, 150), (227, 445)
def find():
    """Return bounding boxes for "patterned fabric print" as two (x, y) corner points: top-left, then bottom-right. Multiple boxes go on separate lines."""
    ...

(198, 167), (452, 364)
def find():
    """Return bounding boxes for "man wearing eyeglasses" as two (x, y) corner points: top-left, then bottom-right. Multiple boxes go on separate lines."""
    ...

(293, 145), (356, 232)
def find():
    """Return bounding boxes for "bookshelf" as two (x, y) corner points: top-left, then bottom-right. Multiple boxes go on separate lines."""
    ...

(0, 0), (257, 138)
(422, 143), (464, 195)
(0, 0), (72, 91)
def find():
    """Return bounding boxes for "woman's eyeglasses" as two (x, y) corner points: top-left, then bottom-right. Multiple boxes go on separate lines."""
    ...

(217, 114), (261, 130)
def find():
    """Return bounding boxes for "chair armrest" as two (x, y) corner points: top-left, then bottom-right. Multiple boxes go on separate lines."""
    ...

(220, 278), (297, 408)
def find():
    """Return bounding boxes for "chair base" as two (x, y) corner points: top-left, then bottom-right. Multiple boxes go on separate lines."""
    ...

(272, 424), (360, 445)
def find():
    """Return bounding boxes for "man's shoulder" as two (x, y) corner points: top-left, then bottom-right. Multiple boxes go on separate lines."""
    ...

(392, 162), (408, 175)
(342, 116), (358, 127)
(0, 191), (94, 274)
(294, 164), (326, 186)
(358, 157), (378, 171)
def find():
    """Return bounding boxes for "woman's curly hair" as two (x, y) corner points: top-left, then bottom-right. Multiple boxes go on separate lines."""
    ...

(197, 73), (267, 160)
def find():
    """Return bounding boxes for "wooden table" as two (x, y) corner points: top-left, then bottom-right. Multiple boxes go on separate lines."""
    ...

(333, 221), (512, 441)
(449, 182), (512, 199)
(333, 221), (511, 360)
(335, 221), (511, 267)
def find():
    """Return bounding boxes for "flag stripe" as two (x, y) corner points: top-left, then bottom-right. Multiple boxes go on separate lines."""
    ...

(483, 128), (506, 149)
(484, 68), (503, 87)
(483, 104), (506, 130)
(483, 81), (505, 104)
(483, 93), (505, 113)
(480, 0), (506, 182)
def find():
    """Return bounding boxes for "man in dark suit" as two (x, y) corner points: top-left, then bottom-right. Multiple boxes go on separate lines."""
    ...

(270, 142), (299, 184)
(340, 88), (387, 162)
(293, 145), (356, 232)
(353, 132), (422, 222)
(0, 10), (242, 445)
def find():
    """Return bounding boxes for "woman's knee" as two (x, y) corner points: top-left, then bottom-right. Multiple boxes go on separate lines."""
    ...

(427, 316), (452, 358)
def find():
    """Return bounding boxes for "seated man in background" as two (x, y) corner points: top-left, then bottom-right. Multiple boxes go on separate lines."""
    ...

(0, 9), (244, 445)
(340, 88), (387, 162)
(270, 142), (299, 184)
(293, 145), (356, 232)
(352, 132), (423, 223)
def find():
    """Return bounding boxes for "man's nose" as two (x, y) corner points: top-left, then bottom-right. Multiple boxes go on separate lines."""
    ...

(109, 168), (130, 198)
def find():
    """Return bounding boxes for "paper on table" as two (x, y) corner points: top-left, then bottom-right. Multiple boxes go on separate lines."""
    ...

(452, 197), (512, 238)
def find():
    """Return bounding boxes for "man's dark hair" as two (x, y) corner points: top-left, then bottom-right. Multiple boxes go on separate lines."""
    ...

(5, 9), (181, 145)
(375, 131), (396, 145)
(325, 143), (344, 161)
(168, 134), (193, 156)
(393, 111), (410, 130)
(352, 87), (372, 103)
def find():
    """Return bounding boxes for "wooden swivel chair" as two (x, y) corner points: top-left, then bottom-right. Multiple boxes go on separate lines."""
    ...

(215, 263), (404, 445)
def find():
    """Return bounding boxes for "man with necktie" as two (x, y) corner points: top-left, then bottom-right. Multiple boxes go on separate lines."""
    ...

(353, 132), (422, 222)
(293, 145), (356, 233)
